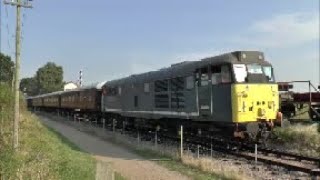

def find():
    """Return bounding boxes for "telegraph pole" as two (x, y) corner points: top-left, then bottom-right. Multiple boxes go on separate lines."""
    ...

(4, 0), (32, 151)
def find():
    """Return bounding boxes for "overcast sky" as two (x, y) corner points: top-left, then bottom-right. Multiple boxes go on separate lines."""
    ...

(1, 0), (319, 90)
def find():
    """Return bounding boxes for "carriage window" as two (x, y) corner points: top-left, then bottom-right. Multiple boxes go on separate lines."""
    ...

(186, 76), (194, 89)
(200, 68), (209, 86)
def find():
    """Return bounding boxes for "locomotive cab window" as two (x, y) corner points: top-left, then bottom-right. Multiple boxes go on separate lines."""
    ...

(200, 67), (209, 86)
(262, 66), (275, 82)
(211, 64), (231, 85)
(233, 64), (247, 83)
(233, 63), (275, 83)
(221, 65), (231, 83)
(211, 66), (221, 84)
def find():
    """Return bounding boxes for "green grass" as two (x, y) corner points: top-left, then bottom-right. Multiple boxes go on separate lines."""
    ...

(0, 84), (96, 180)
(115, 172), (126, 180)
(16, 112), (96, 180)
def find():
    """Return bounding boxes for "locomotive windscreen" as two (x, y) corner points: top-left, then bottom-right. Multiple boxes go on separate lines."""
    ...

(233, 63), (274, 83)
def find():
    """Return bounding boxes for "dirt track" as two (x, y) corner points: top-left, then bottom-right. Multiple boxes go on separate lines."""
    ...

(40, 117), (190, 180)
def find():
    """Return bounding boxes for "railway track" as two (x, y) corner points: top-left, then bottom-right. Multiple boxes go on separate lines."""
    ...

(156, 132), (320, 177)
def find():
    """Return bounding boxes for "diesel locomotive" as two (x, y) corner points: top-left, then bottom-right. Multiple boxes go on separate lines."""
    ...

(28, 51), (281, 141)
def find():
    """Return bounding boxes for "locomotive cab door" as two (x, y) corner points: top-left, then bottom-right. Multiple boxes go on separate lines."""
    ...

(196, 66), (211, 118)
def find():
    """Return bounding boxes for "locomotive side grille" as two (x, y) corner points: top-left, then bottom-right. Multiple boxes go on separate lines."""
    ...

(171, 77), (185, 109)
(171, 92), (185, 109)
(155, 94), (169, 108)
(155, 80), (169, 92)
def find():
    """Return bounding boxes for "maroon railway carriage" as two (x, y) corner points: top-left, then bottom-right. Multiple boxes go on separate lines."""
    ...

(42, 91), (62, 108)
(60, 85), (102, 112)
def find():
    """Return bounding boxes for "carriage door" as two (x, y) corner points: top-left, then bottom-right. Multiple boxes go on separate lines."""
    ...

(197, 66), (211, 118)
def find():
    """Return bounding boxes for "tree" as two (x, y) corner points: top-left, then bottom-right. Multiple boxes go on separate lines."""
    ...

(0, 53), (14, 85)
(20, 77), (38, 96)
(36, 62), (64, 94)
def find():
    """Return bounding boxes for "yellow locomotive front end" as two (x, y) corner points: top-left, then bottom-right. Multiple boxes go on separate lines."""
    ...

(232, 84), (279, 123)
(229, 53), (281, 140)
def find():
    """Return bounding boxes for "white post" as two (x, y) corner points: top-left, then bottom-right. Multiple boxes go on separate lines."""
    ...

(180, 125), (183, 158)
(155, 131), (158, 149)
(255, 144), (258, 167)
(122, 121), (125, 134)
(112, 119), (116, 132)
(103, 119), (106, 129)
(197, 145), (200, 158)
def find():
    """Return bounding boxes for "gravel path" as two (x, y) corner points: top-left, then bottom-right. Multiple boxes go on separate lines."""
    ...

(40, 117), (190, 180)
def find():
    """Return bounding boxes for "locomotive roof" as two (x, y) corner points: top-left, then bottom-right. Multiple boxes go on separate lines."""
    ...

(104, 51), (272, 87)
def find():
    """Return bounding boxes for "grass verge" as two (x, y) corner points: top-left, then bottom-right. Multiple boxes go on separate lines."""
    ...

(0, 85), (96, 179)
(271, 123), (320, 157)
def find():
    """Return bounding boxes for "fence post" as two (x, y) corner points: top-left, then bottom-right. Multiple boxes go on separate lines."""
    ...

(155, 130), (158, 149)
(255, 144), (258, 167)
(122, 120), (126, 134)
(180, 125), (183, 158)
(197, 145), (200, 158)
(112, 119), (116, 132)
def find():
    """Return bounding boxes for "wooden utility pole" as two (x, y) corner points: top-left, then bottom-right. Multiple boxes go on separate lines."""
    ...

(4, 0), (32, 151)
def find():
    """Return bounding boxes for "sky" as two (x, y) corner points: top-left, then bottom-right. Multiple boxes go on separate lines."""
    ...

(1, 0), (319, 91)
